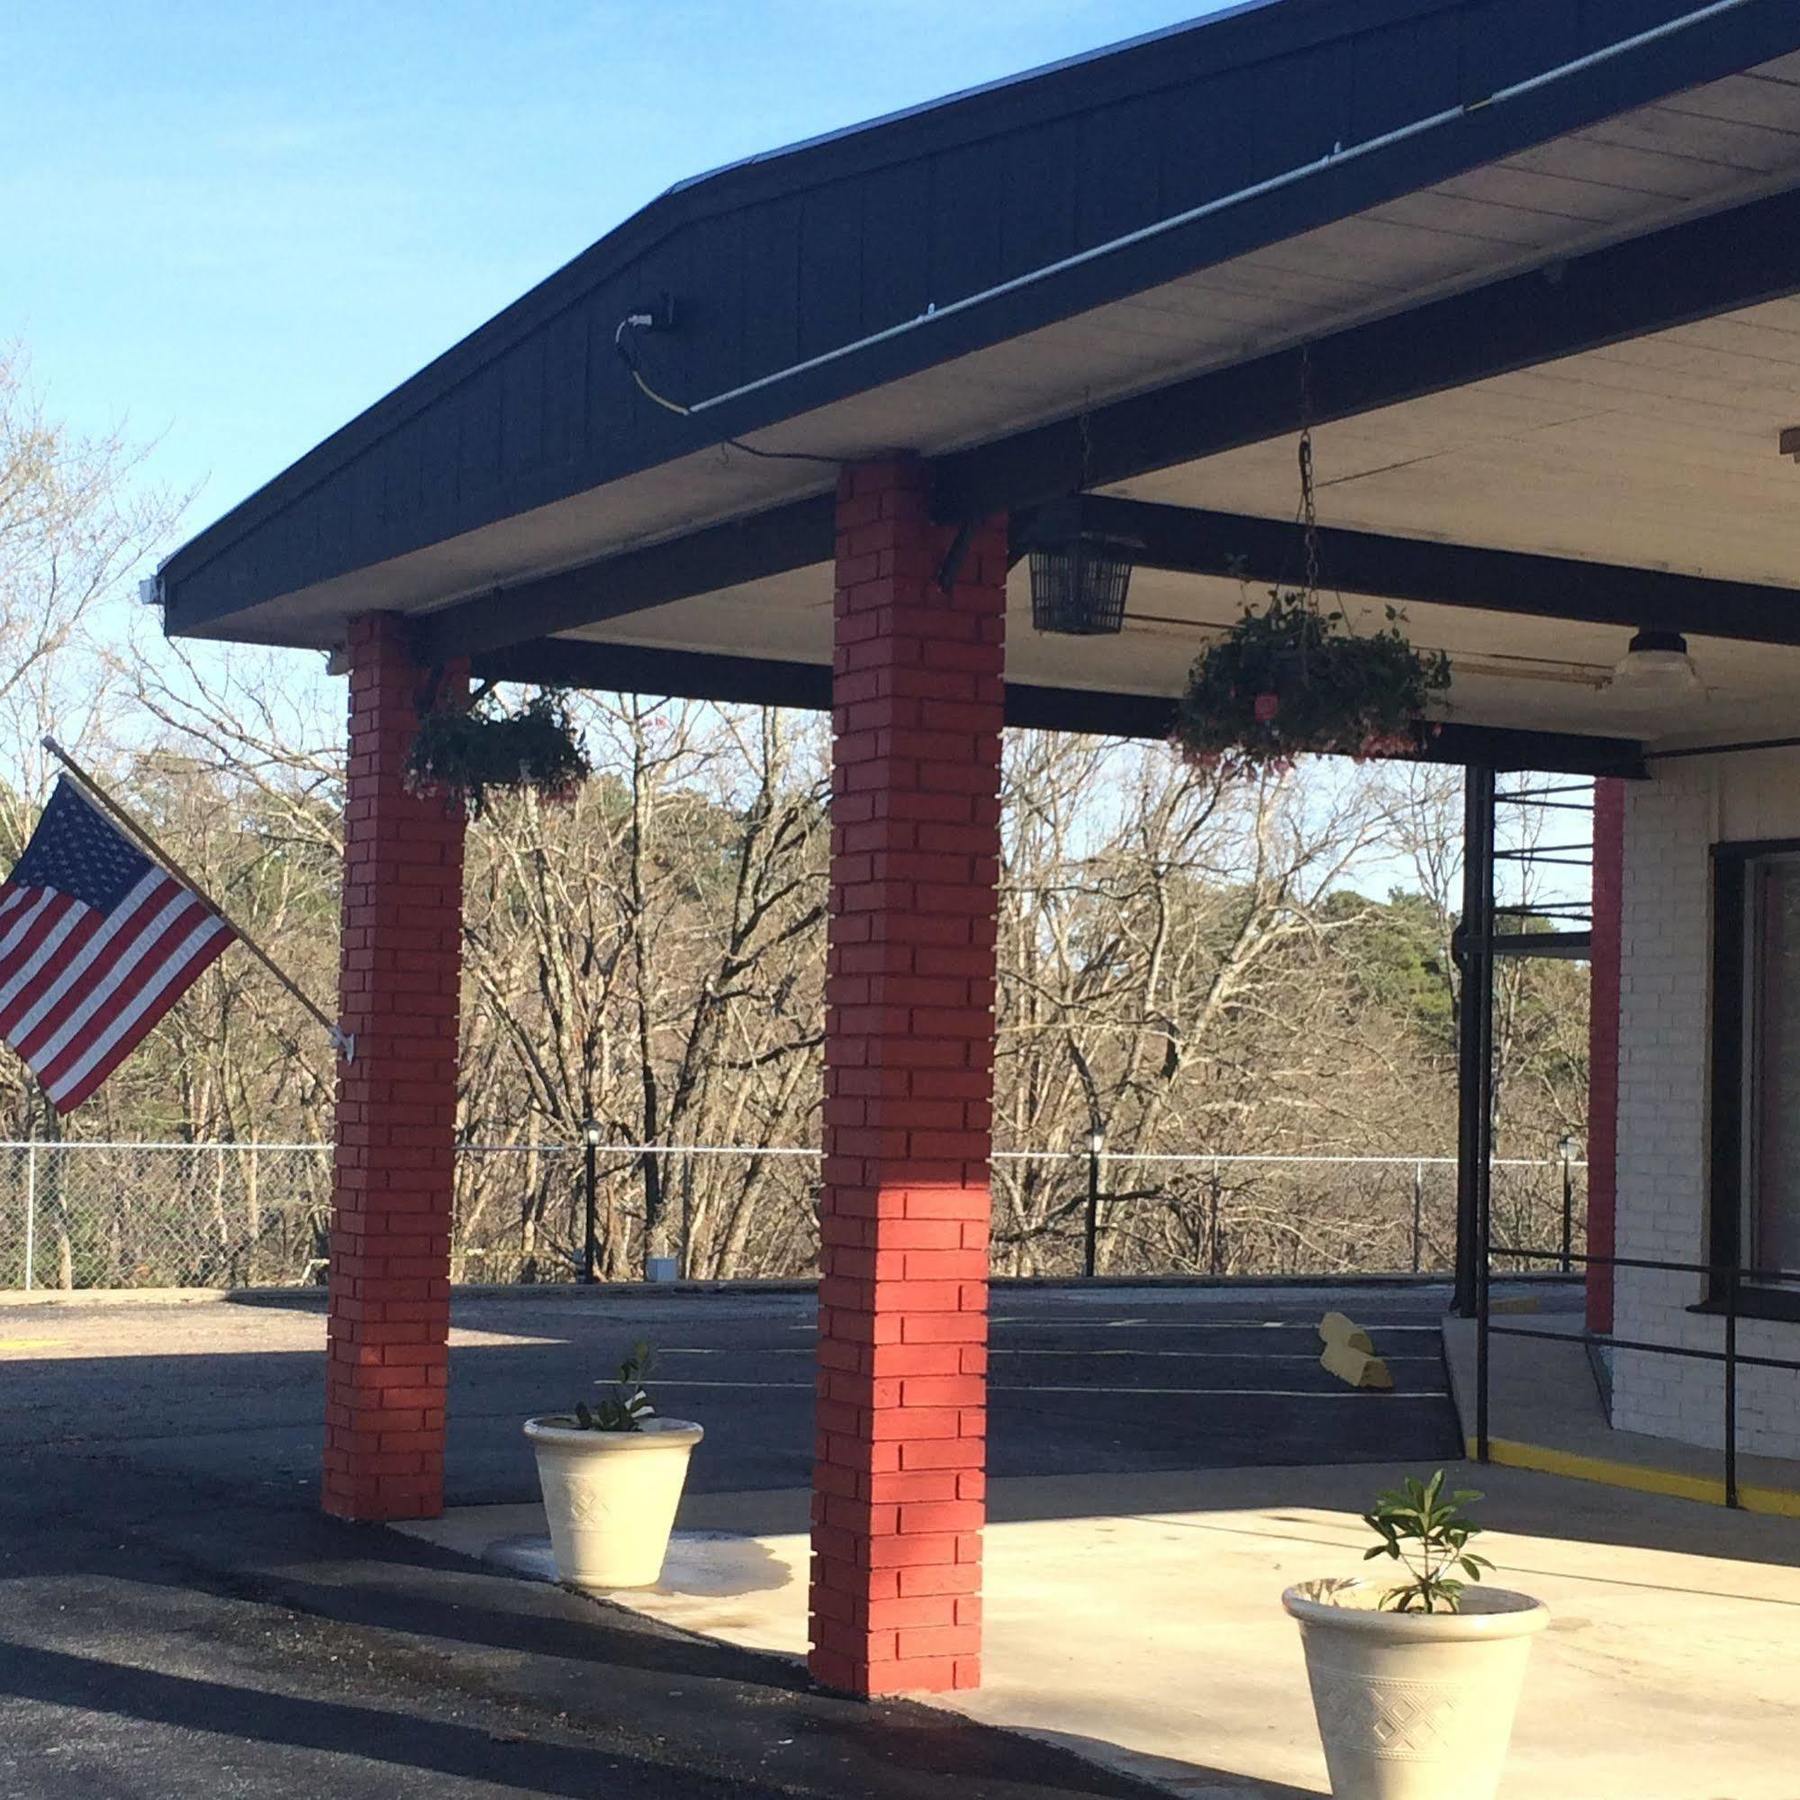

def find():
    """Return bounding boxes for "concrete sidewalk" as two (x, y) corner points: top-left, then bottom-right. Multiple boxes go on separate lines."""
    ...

(1442, 1309), (1800, 1514)
(406, 1460), (1800, 1800)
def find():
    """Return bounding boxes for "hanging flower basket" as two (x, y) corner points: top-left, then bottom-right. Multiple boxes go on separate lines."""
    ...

(407, 686), (592, 819)
(1172, 588), (1450, 780)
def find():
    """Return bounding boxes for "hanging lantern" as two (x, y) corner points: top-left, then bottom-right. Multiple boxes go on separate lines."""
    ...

(1028, 529), (1138, 636)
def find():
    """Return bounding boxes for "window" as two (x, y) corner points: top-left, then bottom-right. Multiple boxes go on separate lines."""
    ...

(1713, 844), (1800, 1299)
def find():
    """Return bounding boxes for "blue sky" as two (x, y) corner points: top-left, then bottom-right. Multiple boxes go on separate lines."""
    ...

(6, 1), (1236, 538)
(4, 2), (1488, 914)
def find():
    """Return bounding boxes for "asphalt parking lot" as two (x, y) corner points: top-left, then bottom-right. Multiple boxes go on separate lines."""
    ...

(0, 1281), (1464, 1504)
(0, 1281), (1475, 1800)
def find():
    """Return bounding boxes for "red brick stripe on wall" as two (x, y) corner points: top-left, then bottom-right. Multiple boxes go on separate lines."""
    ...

(324, 614), (466, 1522)
(810, 458), (1006, 1698)
(1586, 776), (1624, 1336)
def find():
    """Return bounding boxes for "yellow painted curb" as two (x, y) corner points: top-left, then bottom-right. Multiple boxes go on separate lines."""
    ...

(1469, 1436), (1800, 1519)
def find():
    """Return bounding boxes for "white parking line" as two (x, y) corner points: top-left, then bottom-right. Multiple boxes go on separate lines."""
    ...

(987, 1319), (1445, 1333)
(657, 1346), (1440, 1363)
(649, 1378), (1440, 1399)
(993, 1347), (1441, 1363)
(993, 1385), (1441, 1400)
(785, 1314), (1452, 1332)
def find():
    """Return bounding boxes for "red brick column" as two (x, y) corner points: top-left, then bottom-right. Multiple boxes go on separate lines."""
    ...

(323, 613), (467, 1522)
(1586, 776), (1624, 1335)
(809, 458), (1006, 1697)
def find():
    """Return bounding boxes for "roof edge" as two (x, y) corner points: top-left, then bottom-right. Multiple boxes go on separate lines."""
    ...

(156, 0), (1450, 589)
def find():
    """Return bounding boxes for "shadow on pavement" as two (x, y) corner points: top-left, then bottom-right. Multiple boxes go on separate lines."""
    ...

(0, 1453), (1178, 1800)
(0, 1640), (769, 1799)
(1016, 1730), (1325, 1799)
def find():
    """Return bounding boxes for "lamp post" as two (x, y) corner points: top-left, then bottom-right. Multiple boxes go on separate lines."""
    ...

(1558, 1131), (1579, 1274)
(582, 1119), (602, 1284)
(1083, 1127), (1106, 1279)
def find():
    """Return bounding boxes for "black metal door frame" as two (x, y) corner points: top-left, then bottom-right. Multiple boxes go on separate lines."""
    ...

(1453, 767), (1496, 1319)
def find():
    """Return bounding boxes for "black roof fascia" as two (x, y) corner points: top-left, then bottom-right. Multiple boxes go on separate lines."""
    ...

(411, 494), (835, 666)
(159, 0), (1800, 642)
(473, 637), (1647, 776)
(1055, 497), (1800, 647)
(411, 485), (1800, 669)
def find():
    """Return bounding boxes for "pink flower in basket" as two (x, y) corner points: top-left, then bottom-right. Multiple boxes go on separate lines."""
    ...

(1253, 692), (1280, 724)
(1354, 730), (1417, 762)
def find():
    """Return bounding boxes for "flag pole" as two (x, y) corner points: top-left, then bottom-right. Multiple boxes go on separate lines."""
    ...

(38, 736), (352, 1061)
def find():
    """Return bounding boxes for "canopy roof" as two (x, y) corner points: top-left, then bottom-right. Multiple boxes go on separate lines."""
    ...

(157, 0), (1800, 768)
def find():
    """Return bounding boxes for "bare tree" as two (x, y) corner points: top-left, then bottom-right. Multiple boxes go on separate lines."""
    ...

(0, 350), (182, 1151)
(0, 373), (1594, 1288)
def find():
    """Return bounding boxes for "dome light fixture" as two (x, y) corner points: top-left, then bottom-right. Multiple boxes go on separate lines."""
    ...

(1610, 627), (1701, 698)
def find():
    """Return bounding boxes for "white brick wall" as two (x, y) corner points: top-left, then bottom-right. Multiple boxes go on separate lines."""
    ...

(1613, 751), (1800, 1460)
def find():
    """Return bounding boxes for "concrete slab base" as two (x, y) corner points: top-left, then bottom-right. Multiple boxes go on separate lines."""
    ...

(400, 1460), (1800, 1799)
(395, 1508), (803, 1620)
(1443, 1313), (1800, 1514)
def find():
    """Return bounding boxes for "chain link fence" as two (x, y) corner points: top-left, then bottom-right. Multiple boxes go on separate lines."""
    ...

(0, 1140), (1585, 1292)
(0, 1142), (333, 1292)
(1004, 1150), (1587, 1279)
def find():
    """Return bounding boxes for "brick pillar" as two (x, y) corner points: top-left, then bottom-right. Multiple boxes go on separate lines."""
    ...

(1586, 776), (1624, 1335)
(809, 458), (1006, 1698)
(323, 613), (467, 1522)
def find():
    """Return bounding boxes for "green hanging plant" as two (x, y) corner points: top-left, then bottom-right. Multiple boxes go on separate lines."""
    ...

(407, 684), (592, 819)
(1173, 418), (1452, 781)
(1172, 589), (1450, 781)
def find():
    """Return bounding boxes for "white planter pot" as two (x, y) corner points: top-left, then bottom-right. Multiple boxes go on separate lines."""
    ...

(524, 1415), (703, 1589)
(1283, 1579), (1547, 1800)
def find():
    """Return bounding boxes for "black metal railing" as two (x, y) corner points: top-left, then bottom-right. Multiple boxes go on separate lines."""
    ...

(1476, 1243), (1800, 1509)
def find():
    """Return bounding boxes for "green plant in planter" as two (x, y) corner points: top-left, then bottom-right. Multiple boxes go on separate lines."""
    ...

(1362, 1470), (1494, 1613)
(573, 1341), (658, 1432)
(1172, 588), (1451, 780)
(407, 685), (592, 819)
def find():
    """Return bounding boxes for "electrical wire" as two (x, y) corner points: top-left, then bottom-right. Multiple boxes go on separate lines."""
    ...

(604, 0), (1755, 478)
(613, 316), (840, 466)
(639, 0), (1756, 422)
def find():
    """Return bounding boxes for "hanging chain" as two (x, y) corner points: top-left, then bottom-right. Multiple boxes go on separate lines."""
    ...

(1300, 433), (1320, 603)
(1298, 346), (1321, 607)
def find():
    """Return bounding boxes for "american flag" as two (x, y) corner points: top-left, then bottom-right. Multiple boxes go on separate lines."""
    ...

(0, 778), (234, 1112)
